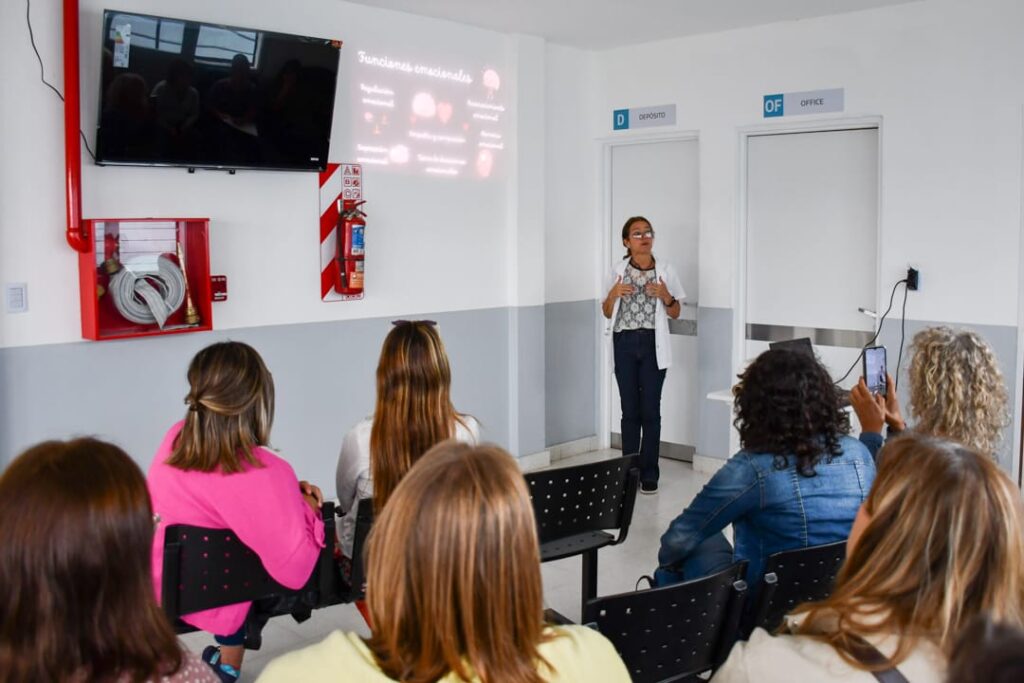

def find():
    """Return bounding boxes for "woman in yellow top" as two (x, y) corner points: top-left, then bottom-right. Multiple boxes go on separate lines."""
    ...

(259, 442), (630, 683)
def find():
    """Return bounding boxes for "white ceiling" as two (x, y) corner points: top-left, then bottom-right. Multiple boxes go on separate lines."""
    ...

(342, 0), (924, 49)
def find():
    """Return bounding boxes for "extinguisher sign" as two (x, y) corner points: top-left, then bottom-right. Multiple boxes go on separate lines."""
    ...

(319, 162), (364, 302)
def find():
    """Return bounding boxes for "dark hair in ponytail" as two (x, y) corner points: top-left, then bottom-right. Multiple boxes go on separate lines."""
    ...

(621, 216), (651, 258)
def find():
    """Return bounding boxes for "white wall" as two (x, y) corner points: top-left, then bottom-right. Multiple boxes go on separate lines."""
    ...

(593, 0), (1023, 324)
(0, 0), (531, 349)
(544, 44), (600, 304)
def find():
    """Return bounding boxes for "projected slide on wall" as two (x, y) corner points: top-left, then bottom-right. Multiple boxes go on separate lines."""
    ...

(352, 50), (506, 179)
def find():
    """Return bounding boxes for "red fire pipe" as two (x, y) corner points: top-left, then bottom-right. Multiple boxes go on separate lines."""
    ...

(64, 0), (89, 252)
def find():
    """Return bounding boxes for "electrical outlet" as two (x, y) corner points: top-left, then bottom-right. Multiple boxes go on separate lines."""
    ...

(906, 267), (919, 291)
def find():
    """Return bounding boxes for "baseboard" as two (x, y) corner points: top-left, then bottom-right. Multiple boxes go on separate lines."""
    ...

(518, 449), (551, 472)
(611, 433), (695, 462)
(548, 435), (600, 462)
(693, 453), (728, 475)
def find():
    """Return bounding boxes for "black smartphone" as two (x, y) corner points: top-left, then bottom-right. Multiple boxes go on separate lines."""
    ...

(862, 346), (888, 396)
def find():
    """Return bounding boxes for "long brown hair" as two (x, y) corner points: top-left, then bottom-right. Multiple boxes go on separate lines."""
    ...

(167, 340), (274, 472)
(792, 434), (1024, 669)
(0, 439), (184, 682)
(907, 326), (1010, 457)
(365, 442), (551, 683)
(369, 321), (466, 512)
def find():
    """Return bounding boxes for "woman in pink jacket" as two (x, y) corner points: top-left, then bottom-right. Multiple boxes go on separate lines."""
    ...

(148, 341), (324, 682)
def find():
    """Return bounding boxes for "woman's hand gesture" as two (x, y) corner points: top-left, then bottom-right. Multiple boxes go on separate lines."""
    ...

(645, 277), (671, 305)
(607, 276), (635, 301)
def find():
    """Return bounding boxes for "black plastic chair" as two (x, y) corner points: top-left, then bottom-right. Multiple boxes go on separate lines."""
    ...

(525, 454), (640, 619)
(748, 540), (847, 635)
(340, 497), (375, 602)
(583, 561), (749, 683)
(161, 502), (342, 649)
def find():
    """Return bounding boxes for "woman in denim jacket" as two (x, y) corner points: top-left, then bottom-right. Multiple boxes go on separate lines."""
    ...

(656, 349), (875, 592)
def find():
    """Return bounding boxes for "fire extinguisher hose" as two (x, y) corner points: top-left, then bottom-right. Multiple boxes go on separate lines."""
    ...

(108, 255), (186, 328)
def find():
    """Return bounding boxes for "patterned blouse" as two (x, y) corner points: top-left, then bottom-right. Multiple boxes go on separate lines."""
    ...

(614, 261), (658, 332)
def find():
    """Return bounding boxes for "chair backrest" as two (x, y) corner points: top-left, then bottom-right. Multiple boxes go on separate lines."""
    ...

(524, 454), (640, 544)
(344, 497), (375, 601)
(583, 561), (749, 683)
(750, 540), (847, 634)
(161, 503), (336, 622)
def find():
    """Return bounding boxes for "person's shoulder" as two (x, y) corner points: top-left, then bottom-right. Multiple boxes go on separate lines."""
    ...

(837, 434), (873, 461)
(539, 626), (631, 682)
(712, 628), (856, 683)
(156, 650), (220, 682)
(258, 631), (386, 682)
(346, 417), (374, 440)
(456, 414), (481, 442)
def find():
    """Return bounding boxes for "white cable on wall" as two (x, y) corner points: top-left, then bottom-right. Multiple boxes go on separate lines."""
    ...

(108, 255), (186, 328)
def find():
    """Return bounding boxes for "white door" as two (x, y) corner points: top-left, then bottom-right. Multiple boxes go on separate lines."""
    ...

(608, 139), (699, 460)
(744, 127), (879, 395)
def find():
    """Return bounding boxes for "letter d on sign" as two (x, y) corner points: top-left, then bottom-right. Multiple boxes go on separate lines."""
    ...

(763, 94), (784, 118)
(613, 108), (629, 130)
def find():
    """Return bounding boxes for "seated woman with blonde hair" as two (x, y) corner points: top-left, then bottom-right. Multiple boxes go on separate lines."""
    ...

(711, 433), (1024, 682)
(262, 442), (630, 682)
(851, 326), (1010, 460)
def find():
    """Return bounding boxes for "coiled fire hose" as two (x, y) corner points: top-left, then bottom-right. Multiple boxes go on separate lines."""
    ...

(107, 255), (186, 328)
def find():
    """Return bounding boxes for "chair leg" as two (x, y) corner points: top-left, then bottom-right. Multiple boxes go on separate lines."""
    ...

(581, 549), (598, 620)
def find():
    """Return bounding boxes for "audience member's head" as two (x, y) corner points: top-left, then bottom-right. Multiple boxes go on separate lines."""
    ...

(946, 614), (1024, 683)
(907, 326), (1009, 456)
(0, 439), (185, 681)
(365, 442), (549, 683)
(168, 340), (275, 473)
(794, 433), (1024, 668)
(370, 320), (464, 511)
(734, 348), (850, 475)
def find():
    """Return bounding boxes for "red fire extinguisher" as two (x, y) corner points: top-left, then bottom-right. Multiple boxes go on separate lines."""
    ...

(336, 199), (366, 295)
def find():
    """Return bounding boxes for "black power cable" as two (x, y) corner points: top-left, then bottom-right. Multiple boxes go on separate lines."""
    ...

(26, 0), (97, 161)
(894, 282), (910, 390)
(834, 278), (908, 386)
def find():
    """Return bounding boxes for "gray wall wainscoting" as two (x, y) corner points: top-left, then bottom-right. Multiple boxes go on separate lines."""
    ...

(544, 299), (598, 447)
(514, 304), (547, 456)
(697, 306), (735, 460)
(877, 318), (1019, 474)
(0, 307), (516, 489)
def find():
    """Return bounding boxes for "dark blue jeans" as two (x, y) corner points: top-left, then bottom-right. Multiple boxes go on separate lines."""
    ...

(613, 329), (666, 485)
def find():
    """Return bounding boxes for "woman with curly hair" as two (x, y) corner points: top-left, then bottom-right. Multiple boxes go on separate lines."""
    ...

(656, 349), (875, 595)
(850, 326), (1009, 460)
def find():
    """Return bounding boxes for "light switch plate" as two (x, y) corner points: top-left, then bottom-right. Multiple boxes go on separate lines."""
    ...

(5, 283), (28, 313)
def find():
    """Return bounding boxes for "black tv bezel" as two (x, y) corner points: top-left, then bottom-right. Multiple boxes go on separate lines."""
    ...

(95, 9), (341, 173)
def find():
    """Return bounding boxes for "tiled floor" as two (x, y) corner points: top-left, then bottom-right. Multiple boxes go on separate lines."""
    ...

(180, 449), (713, 679)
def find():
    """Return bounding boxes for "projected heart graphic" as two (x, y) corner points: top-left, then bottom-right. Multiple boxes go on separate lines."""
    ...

(437, 102), (453, 124)
(476, 149), (494, 178)
(412, 92), (436, 118)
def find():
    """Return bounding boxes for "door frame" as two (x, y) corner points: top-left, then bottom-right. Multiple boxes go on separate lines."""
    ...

(596, 130), (701, 449)
(734, 116), (885, 386)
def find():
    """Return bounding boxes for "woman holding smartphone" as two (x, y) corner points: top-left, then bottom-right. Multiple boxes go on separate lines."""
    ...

(850, 326), (1009, 460)
(602, 216), (684, 494)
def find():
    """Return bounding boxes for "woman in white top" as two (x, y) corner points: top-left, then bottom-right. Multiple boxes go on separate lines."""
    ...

(335, 320), (478, 558)
(602, 216), (684, 493)
(712, 433), (1024, 683)
(262, 442), (629, 683)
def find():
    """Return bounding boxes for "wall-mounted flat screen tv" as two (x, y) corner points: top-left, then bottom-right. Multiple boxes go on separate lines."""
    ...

(96, 10), (341, 172)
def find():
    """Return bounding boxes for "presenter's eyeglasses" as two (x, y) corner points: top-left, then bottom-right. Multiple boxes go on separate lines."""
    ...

(629, 230), (655, 240)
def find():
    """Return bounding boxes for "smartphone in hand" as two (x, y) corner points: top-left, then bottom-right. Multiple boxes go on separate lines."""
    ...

(862, 346), (888, 396)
